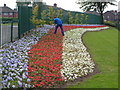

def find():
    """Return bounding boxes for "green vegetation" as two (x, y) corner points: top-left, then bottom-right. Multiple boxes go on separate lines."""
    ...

(74, 13), (79, 24)
(57, 9), (63, 19)
(47, 6), (55, 25)
(77, 0), (117, 24)
(30, 4), (46, 28)
(1, 23), (18, 25)
(67, 27), (118, 88)
(104, 21), (117, 26)
(68, 12), (74, 24)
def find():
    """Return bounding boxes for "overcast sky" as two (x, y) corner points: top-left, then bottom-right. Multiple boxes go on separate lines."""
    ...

(0, 0), (119, 12)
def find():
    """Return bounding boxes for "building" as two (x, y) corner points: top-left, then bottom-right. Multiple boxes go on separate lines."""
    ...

(118, 12), (120, 23)
(103, 10), (118, 22)
(118, 1), (120, 12)
(0, 4), (18, 18)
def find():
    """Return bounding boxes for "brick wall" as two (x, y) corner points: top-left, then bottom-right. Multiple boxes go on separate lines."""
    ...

(1, 12), (18, 18)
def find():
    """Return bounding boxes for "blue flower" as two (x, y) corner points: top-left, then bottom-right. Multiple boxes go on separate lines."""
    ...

(3, 75), (7, 78)
(27, 84), (31, 88)
(0, 64), (2, 67)
(27, 79), (30, 82)
(7, 76), (13, 80)
(12, 85), (15, 88)
(3, 63), (7, 67)
(22, 73), (27, 79)
(25, 72), (28, 75)
(18, 80), (22, 87)
(7, 82), (10, 88)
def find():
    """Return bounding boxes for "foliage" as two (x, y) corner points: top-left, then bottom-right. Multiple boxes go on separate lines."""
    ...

(74, 13), (79, 24)
(30, 4), (45, 28)
(79, 14), (89, 24)
(104, 20), (117, 27)
(68, 12), (74, 24)
(48, 6), (55, 25)
(80, 14), (84, 24)
(41, 10), (47, 26)
(85, 15), (88, 24)
(57, 9), (63, 19)
(77, 0), (117, 24)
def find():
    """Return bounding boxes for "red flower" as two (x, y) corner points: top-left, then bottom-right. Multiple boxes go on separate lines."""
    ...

(40, 81), (45, 85)
(27, 25), (107, 88)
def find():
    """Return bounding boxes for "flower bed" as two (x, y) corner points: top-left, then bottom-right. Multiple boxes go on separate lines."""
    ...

(27, 25), (109, 88)
(0, 25), (54, 88)
(0, 24), (109, 88)
(26, 25), (86, 88)
(61, 26), (109, 81)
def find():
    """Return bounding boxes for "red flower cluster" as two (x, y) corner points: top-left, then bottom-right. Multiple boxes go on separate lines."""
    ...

(27, 25), (107, 88)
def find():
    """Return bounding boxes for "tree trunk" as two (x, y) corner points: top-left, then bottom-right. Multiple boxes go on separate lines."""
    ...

(100, 13), (104, 24)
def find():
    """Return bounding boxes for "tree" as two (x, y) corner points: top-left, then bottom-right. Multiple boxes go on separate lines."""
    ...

(80, 14), (84, 24)
(41, 10), (47, 26)
(77, 0), (117, 24)
(48, 6), (55, 25)
(57, 9), (63, 19)
(75, 13), (79, 24)
(68, 12), (74, 24)
(85, 14), (88, 24)
(30, 4), (45, 28)
(30, 4), (40, 28)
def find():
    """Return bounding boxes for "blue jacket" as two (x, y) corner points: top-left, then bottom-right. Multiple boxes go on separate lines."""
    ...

(54, 18), (62, 25)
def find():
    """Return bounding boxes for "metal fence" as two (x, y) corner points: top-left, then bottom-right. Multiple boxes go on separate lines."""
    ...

(0, 19), (18, 46)
(17, 5), (102, 39)
(18, 6), (34, 38)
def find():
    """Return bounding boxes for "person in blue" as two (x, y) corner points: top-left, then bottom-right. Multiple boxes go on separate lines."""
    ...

(53, 17), (64, 36)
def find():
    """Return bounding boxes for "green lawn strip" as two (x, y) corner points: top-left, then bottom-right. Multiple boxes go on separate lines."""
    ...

(67, 27), (118, 88)
(2, 23), (18, 26)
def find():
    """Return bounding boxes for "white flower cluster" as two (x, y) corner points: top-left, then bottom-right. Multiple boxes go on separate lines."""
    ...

(61, 27), (109, 81)
(0, 25), (54, 88)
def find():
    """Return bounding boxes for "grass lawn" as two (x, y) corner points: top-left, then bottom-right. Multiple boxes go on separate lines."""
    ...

(67, 27), (118, 88)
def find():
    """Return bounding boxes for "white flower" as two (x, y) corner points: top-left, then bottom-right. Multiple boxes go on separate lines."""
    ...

(61, 26), (109, 81)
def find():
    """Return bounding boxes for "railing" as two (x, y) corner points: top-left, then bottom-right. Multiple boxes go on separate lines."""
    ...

(0, 18), (18, 46)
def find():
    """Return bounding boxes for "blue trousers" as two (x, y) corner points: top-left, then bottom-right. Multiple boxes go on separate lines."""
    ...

(54, 24), (64, 36)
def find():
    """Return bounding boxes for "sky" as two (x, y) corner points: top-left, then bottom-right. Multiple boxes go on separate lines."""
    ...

(0, 0), (119, 12)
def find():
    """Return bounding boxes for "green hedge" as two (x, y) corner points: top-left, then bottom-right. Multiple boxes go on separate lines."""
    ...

(104, 20), (120, 30)
(1, 17), (18, 24)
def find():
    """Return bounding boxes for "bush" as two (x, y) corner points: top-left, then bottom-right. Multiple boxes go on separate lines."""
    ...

(1, 17), (18, 24)
(104, 20), (116, 27)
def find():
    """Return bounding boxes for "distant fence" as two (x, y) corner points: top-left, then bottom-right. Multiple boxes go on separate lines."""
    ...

(0, 19), (18, 46)
(17, 2), (102, 39)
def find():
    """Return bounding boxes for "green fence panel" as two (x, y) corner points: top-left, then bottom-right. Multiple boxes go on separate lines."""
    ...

(87, 13), (102, 24)
(18, 4), (102, 39)
(18, 6), (33, 38)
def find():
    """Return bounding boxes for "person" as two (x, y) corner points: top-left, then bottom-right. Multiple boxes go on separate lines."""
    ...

(53, 17), (64, 36)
